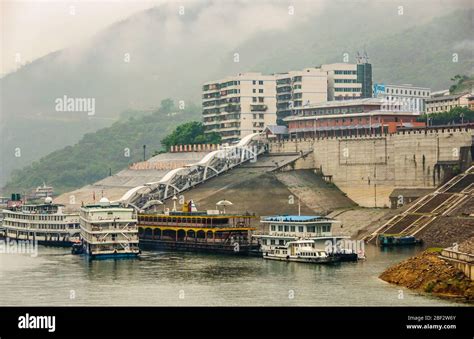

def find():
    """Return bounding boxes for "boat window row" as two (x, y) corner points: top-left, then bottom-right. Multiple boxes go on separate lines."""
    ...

(4, 213), (69, 221)
(2, 221), (79, 230)
(299, 252), (324, 257)
(270, 224), (331, 233)
(295, 243), (316, 248)
(264, 239), (286, 245)
(138, 216), (231, 225)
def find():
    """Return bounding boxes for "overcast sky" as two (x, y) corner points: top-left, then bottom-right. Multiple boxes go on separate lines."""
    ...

(1, 0), (161, 76)
(1, 0), (471, 77)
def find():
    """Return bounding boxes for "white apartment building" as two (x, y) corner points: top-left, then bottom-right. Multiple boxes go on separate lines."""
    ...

(275, 68), (328, 118)
(202, 72), (277, 142)
(374, 83), (431, 113)
(425, 92), (471, 114)
(321, 63), (362, 101)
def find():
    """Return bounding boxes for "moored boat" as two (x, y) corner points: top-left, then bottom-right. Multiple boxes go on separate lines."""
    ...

(378, 234), (423, 247)
(137, 199), (259, 255)
(263, 239), (341, 264)
(1, 196), (80, 247)
(253, 215), (365, 262)
(79, 198), (140, 260)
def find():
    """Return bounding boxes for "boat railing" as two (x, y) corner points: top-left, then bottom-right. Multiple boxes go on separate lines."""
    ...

(138, 221), (249, 228)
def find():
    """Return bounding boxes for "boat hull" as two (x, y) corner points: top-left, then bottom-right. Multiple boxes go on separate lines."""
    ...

(139, 239), (261, 256)
(0, 234), (74, 248)
(263, 253), (340, 264)
(86, 252), (140, 261)
(334, 253), (359, 262)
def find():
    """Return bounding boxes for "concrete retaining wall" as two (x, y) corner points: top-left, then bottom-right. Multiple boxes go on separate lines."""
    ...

(441, 248), (474, 281)
(269, 127), (473, 207)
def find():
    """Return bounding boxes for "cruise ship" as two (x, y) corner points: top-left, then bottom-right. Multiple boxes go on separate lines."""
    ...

(137, 199), (259, 255)
(0, 197), (80, 246)
(79, 198), (140, 260)
(253, 215), (364, 262)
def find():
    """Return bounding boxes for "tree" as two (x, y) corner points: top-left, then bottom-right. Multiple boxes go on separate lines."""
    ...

(161, 122), (221, 150)
(160, 98), (175, 113)
(449, 74), (471, 94)
(418, 107), (474, 126)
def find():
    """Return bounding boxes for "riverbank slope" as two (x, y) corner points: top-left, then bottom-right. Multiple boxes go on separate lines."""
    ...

(379, 250), (474, 302)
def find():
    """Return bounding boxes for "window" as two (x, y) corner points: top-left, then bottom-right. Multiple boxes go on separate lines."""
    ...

(258, 97), (264, 103)
(290, 226), (295, 232)
(253, 89), (256, 93)
(279, 240), (285, 245)
(271, 239), (275, 245)
(259, 89), (264, 93)
(284, 226), (289, 232)
(259, 80), (263, 85)
(307, 226), (316, 233)
(278, 225), (283, 231)
(253, 80), (256, 85)
(252, 97), (257, 102)
(298, 226), (304, 233)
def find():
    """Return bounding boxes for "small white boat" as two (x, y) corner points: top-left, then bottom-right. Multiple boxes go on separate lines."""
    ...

(262, 239), (340, 264)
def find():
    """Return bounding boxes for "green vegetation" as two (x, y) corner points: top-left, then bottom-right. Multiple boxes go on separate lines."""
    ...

(161, 122), (221, 151)
(417, 107), (474, 126)
(449, 75), (474, 94)
(3, 99), (199, 195)
(425, 247), (444, 253)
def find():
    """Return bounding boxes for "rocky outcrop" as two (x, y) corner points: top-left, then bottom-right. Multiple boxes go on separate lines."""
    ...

(379, 251), (474, 302)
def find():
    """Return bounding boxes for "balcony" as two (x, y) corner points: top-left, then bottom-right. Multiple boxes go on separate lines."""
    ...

(276, 86), (292, 94)
(225, 104), (241, 112)
(277, 79), (291, 86)
(250, 104), (268, 112)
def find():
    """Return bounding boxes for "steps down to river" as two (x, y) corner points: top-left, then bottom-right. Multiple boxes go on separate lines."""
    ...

(366, 166), (474, 246)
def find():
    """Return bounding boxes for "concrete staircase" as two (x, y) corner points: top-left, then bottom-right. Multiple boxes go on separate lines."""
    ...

(366, 165), (474, 243)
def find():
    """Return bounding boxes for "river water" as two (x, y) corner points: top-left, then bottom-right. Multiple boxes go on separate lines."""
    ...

(0, 244), (463, 306)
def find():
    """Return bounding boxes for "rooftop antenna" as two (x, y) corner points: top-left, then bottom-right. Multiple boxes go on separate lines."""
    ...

(298, 198), (301, 216)
(364, 50), (369, 64)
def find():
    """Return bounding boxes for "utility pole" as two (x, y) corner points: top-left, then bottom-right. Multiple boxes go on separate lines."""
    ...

(374, 140), (377, 208)
(374, 162), (377, 208)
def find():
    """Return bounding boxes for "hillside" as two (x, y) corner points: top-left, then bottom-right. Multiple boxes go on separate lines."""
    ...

(1, 1), (472, 187)
(3, 100), (199, 194)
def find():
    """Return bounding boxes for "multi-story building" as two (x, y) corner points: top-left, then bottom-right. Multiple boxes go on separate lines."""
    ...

(202, 72), (277, 143)
(468, 94), (474, 110)
(275, 68), (327, 120)
(321, 63), (362, 101)
(373, 83), (431, 113)
(425, 92), (471, 114)
(284, 98), (424, 138)
(357, 62), (373, 99)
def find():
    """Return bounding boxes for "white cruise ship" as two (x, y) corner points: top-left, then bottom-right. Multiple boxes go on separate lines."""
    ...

(79, 198), (140, 260)
(1, 197), (80, 246)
